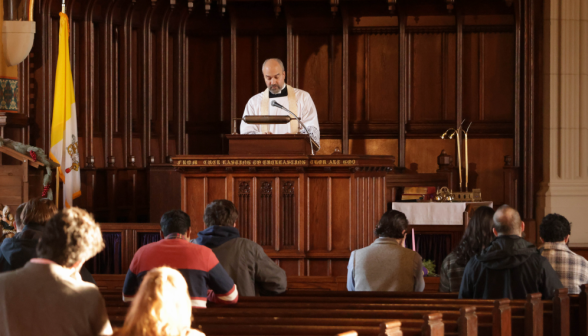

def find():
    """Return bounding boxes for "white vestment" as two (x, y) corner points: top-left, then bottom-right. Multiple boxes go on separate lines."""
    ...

(240, 86), (321, 149)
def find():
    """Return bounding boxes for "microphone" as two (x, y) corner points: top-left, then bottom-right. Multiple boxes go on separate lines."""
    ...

(270, 100), (315, 155)
(271, 100), (286, 109)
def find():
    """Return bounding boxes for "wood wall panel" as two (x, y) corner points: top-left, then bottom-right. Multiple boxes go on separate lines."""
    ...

(307, 176), (329, 251)
(409, 33), (456, 122)
(10, 0), (537, 229)
(463, 32), (515, 124)
(482, 33), (515, 122)
(183, 176), (207, 237)
(298, 35), (331, 123)
(367, 34), (399, 123)
(331, 177), (352, 251)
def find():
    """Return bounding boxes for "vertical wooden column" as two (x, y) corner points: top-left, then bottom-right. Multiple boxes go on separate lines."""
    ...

(140, 1), (156, 166)
(174, 2), (192, 156)
(39, 0), (55, 151)
(456, 9), (463, 128)
(121, 1), (136, 168)
(397, 12), (407, 169)
(103, 0), (118, 168)
(82, 0), (99, 168)
(341, 8), (349, 154)
(522, 0), (535, 221)
(158, 4), (173, 163)
(230, 11), (237, 122)
(513, 0), (521, 169)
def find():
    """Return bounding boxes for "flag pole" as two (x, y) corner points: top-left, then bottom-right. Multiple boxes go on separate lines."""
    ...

(55, 170), (60, 208)
(62, 0), (65, 14)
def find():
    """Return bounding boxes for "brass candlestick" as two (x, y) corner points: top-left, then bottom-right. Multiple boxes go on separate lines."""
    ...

(441, 120), (470, 192)
(463, 122), (472, 191)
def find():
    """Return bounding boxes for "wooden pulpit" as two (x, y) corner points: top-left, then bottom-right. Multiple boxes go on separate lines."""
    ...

(173, 135), (395, 278)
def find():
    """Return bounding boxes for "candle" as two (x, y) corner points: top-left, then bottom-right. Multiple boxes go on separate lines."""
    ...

(412, 228), (416, 252)
(465, 131), (468, 191)
(456, 130), (462, 191)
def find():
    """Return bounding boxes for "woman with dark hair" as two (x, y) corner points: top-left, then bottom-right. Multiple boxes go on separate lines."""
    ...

(439, 206), (495, 292)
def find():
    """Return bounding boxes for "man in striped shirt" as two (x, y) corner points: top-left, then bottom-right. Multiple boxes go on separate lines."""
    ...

(123, 210), (238, 308)
(540, 213), (588, 295)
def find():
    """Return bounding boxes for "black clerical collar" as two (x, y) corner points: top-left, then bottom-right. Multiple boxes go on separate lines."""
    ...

(269, 85), (288, 98)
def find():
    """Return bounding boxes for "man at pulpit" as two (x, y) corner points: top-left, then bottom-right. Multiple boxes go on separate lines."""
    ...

(240, 58), (321, 149)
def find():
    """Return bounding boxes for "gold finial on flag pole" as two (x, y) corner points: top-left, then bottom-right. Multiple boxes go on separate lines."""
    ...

(62, 0), (65, 14)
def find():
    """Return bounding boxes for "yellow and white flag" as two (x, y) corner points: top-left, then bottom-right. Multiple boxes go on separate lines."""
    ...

(49, 12), (81, 208)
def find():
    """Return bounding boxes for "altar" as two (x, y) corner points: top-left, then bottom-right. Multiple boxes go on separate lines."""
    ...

(392, 201), (494, 271)
(173, 138), (394, 278)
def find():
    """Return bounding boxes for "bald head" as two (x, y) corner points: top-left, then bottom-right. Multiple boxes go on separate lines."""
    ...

(262, 58), (286, 94)
(493, 205), (523, 236)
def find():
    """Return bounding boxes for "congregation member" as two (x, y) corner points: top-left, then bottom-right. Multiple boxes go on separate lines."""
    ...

(115, 267), (204, 336)
(0, 208), (112, 336)
(240, 58), (321, 149)
(0, 198), (57, 272)
(540, 213), (588, 294)
(12, 203), (25, 232)
(460, 205), (563, 299)
(439, 206), (495, 292)
(347, 209), (425, 292)
(123, 209), (238, 308)
(193, 199), (287, 296)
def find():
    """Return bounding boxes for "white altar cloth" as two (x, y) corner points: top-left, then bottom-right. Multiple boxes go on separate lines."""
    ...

(391, 202), (493, 225)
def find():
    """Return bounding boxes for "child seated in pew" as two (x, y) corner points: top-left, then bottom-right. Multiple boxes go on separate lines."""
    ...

(115, 267), (204, 336)
(347, 209), (425, 292)
(439, 206), (495, 292)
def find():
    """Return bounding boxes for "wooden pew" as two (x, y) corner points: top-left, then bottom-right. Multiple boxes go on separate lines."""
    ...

(194, 314), (445, 336)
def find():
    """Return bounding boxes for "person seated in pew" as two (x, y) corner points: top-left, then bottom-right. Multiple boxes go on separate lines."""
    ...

(439, 206), (495, 292)
(459, 205), (563, 300)
(347, 209), (425, 292)
(0, 203), (23, 244)
(0, 198), (96, 283)
(0, 198), (57, 272)
(539, 213), (588, 295)
(115, 267), (204, 336)
(0, 208), (113, 336)
(192, 200), (287, 296)
(123, 209), (238, 308)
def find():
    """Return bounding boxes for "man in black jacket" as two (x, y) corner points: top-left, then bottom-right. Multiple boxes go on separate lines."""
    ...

(459, 205), (563, 299)
(193, 200), (287, 296)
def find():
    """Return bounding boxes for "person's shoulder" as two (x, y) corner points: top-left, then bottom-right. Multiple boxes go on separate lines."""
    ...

(293, 87), (312, 98)
(247, 92), (264, 104)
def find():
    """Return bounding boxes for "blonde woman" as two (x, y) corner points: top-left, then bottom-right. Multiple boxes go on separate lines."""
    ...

(116, 267), (204, 336)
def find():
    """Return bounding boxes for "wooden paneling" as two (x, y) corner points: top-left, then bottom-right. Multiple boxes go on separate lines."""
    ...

(177, 155), (390, 278)
(11, 0), (538, 227)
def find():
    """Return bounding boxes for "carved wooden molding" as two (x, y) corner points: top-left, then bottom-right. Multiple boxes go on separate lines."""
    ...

(273, 0), (282, 17)
(204, 0), (211, 15)
(446, 0), (455, 13)
(387, 0), (397, 15)
(330, 0), (339, 16)
(218, 0), (227, 16)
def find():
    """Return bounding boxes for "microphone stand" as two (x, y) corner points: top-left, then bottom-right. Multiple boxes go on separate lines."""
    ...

(271, 101), (316, 155)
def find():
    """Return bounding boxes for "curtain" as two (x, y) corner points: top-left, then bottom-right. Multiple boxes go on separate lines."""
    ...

(86, 232), (121, 274)
(138, 232), (161, 248)
(405, 233), (451, 275)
